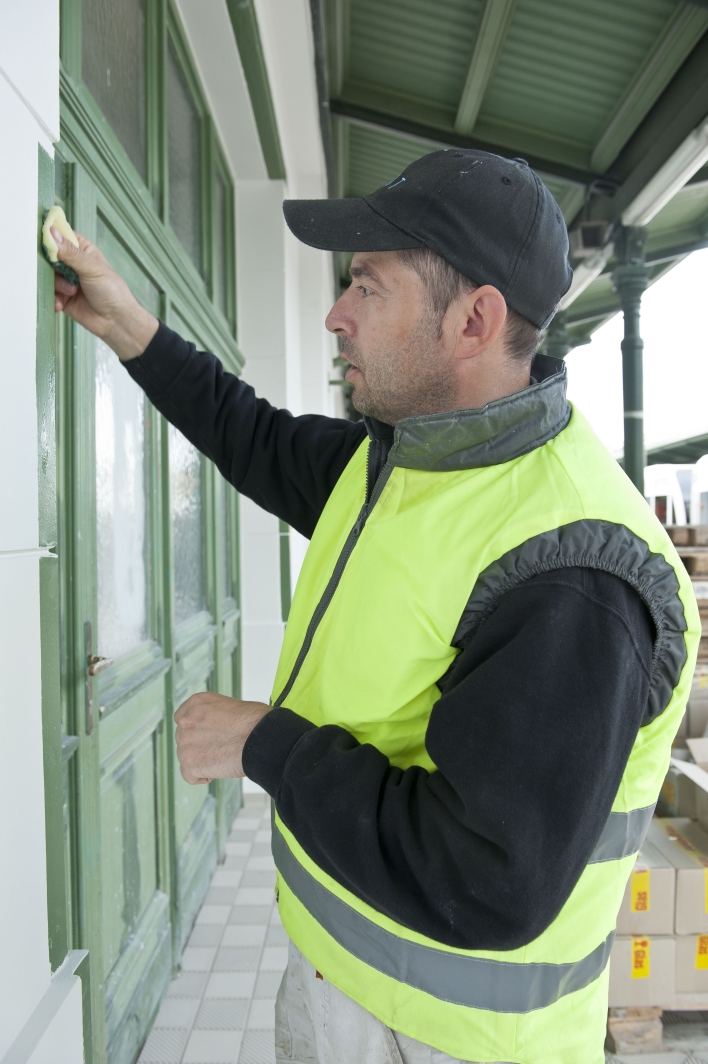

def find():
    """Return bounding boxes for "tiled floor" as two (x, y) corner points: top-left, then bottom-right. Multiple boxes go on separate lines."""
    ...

(139, 793), (284, 1064)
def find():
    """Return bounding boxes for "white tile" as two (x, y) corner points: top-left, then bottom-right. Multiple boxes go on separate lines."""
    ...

(231, 818), (261, 830)
(212, 870), (243, 888)
(255, 831), (272, 843)
(235, 889), (274, 906)
(197, 906), (231, 926)
(226, 843), (250, 857)
(221, 925), (266, 947)
(183, 1029), (243, 1064)
(260, 948), (288, 972)
(246, 857), (275, 872)
(153, 997), (201, 1029)
(269, 909), (283, 926)
(205, 972), (256, 999)
(247, 999), (276, 1030)
(182, 947), (217, 971)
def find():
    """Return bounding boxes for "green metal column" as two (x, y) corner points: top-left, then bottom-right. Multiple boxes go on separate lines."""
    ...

(612, 226), (649, 495)
(545, 311), (571, 359)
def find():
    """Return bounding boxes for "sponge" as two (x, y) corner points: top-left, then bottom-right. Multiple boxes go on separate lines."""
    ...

(42, 206), (80, 286)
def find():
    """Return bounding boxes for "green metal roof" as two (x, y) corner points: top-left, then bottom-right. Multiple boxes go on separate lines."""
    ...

(321, 0), (708, 327)
(646, 432), (708, 465)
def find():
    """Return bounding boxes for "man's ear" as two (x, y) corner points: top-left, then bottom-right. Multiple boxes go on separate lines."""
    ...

(456, 286), (507, 360)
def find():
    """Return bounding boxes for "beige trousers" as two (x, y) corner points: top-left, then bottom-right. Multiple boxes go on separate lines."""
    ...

(275, 941), (509, 1064)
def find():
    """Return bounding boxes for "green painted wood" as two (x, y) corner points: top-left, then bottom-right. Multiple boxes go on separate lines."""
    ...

(454, 0), (518, 136)
(225, 0), (287, 180)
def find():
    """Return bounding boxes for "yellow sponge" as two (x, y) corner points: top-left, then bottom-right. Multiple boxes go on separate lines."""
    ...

(42, 206), (80, 286)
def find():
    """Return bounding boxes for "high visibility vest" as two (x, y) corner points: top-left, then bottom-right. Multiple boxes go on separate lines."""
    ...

(269, 362), (699, 1064)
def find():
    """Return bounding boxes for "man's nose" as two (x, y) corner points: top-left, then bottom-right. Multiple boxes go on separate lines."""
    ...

(325, 293), (353, 336)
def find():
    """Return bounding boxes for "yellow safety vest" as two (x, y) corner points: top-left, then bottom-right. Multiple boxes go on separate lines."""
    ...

(270, 361), (699, 1064)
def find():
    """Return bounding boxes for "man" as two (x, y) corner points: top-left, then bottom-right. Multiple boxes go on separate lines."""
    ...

(54, 150), (698, 1064)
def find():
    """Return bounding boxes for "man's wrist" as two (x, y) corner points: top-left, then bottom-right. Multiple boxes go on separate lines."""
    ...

(242, 706), (316, 796)
(106, 304), (160, 362)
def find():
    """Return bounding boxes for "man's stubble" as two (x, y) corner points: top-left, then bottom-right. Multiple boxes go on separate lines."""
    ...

(342, 317), (458, 426)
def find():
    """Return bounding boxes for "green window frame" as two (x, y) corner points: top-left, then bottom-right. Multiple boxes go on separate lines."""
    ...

(59, 0), (237, 335)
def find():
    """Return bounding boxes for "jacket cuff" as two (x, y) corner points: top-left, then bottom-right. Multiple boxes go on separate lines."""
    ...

(124, 320), (194, 395)
(242, 706), (316, 797)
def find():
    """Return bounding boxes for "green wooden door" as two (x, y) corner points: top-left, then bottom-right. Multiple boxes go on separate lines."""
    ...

(51, 3), (244, 1061)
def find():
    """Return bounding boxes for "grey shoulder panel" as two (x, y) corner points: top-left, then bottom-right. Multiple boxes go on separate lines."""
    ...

(452, 520), (687, 723)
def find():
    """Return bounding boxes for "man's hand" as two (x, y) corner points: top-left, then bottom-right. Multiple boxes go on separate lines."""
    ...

(174, 692), (271, 785)
(52, 228), (159, 361)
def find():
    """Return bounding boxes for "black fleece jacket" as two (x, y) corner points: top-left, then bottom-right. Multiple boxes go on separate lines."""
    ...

(126, 323), (655, 951)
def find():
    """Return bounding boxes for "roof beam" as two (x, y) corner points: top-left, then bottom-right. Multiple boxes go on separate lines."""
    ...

(590, 3), (708, 173)
(454, 0), (518, 136)
(329, 99), (596, 187)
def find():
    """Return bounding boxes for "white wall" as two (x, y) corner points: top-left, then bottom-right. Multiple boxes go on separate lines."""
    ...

(0, 2), (84, 1060)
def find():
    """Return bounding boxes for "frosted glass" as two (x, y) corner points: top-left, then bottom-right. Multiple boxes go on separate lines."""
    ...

(95, 339), (149, 658)
(167, 41), (202, 272)
(82, 0), (147, 180)
(170, 426), (205, 624)
(221, 479), (234, 601)
(214, 173), (229, 317)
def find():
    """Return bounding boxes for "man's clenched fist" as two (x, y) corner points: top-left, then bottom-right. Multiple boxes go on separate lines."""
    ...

(174, 693), (271, 785)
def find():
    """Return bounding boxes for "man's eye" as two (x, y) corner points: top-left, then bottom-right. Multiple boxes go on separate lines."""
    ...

(358, 285), (374, 297)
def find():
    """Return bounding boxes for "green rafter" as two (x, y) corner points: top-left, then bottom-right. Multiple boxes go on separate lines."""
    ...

(454, 0), (517, 136)
(590, 2), (708, 174)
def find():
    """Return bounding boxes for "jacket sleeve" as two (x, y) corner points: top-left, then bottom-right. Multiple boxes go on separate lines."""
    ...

(242, 566), (655, 950)
(124, 322), (368, 538)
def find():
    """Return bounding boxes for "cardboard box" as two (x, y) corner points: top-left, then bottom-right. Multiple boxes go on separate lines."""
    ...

(676, 933), (708, 993)
(647, 818), (708, 934)
(609, 935), (675, 1007)
(616, 841), (676, 935)
(657, 766), (696, 818)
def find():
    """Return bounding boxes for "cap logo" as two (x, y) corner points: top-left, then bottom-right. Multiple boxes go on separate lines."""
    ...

(386, 176), (406, 189)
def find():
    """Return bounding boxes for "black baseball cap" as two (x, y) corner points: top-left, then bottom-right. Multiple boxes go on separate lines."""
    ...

(283, 149), (572, 329)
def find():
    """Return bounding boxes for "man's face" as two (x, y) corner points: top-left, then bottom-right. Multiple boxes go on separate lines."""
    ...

(325, 251), (458, 425)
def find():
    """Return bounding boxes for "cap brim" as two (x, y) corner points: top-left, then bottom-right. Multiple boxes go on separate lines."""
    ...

(283, 197), (423, 253)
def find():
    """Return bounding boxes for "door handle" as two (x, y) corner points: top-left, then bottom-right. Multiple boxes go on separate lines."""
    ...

(87, 655), (114, 676)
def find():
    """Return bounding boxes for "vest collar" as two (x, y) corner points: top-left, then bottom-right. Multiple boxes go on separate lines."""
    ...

(363, 354), (570, 472)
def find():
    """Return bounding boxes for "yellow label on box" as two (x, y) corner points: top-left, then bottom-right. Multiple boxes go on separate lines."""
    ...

(631, 868), (650, 912)
(697, 935), (708, 970)
(662, 779), (677, 807)
(631, 937), (650, 978)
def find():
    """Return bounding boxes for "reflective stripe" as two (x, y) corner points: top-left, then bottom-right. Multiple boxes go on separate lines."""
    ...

(588, 804), (655, 864)
(273, 825), (614, 1014)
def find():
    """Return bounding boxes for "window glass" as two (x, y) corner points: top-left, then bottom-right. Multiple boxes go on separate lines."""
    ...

(82, 0), (147, 180)
(221, 478), (234, 602)
(170, 425), (205, 624)
(167, 41), (202, 272)
(95, 339), (150, 658)
(214, 172), (230, 318)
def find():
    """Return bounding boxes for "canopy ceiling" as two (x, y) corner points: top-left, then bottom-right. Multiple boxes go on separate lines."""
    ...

(317, 0), (708, 346)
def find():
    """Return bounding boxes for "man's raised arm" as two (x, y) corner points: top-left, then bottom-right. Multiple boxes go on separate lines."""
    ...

(53, 229), (366, 538)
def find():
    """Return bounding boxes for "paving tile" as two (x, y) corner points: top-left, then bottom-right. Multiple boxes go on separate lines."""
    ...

(238, 1030), (276, 1064)
(182, 947), (217, 971)
(231, 830), (258, 843)
(189, 925), (223, 948)
(245, 857), (275, 872)
(183, 1029), (243, 1064)
(247, 998), (276, 1030)
(235, 889), (274, 906)
(224, 855), (248, 869)
(153, 997), (201, 1030)
(214, 947), (262, 972)
(240, 872), (275, 889)
(229, 906), (271, 925)
(212, 869), (244, 887)
(195, 997), (249, 1031)
(197, 905), (231, 925)
(222, 925), (266, 947)
(260, 948), (288, 972)
(226, 843), (251, 857)
(166, 972), (208, 998)
(206, 972), (257, 999)
(231, 818), (261, 831)
(268, 908), (283, 927)
(138, 1027), (190, 1063)
(255, 831), (272, 843)
(251, 843), (272, 857)
(265, 925), (288, 947)
(254, 971), (283, 999)
(206, 886), (239, 905)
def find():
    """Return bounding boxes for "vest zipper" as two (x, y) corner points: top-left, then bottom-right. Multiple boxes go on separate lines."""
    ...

(272, 444), (393, 709)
